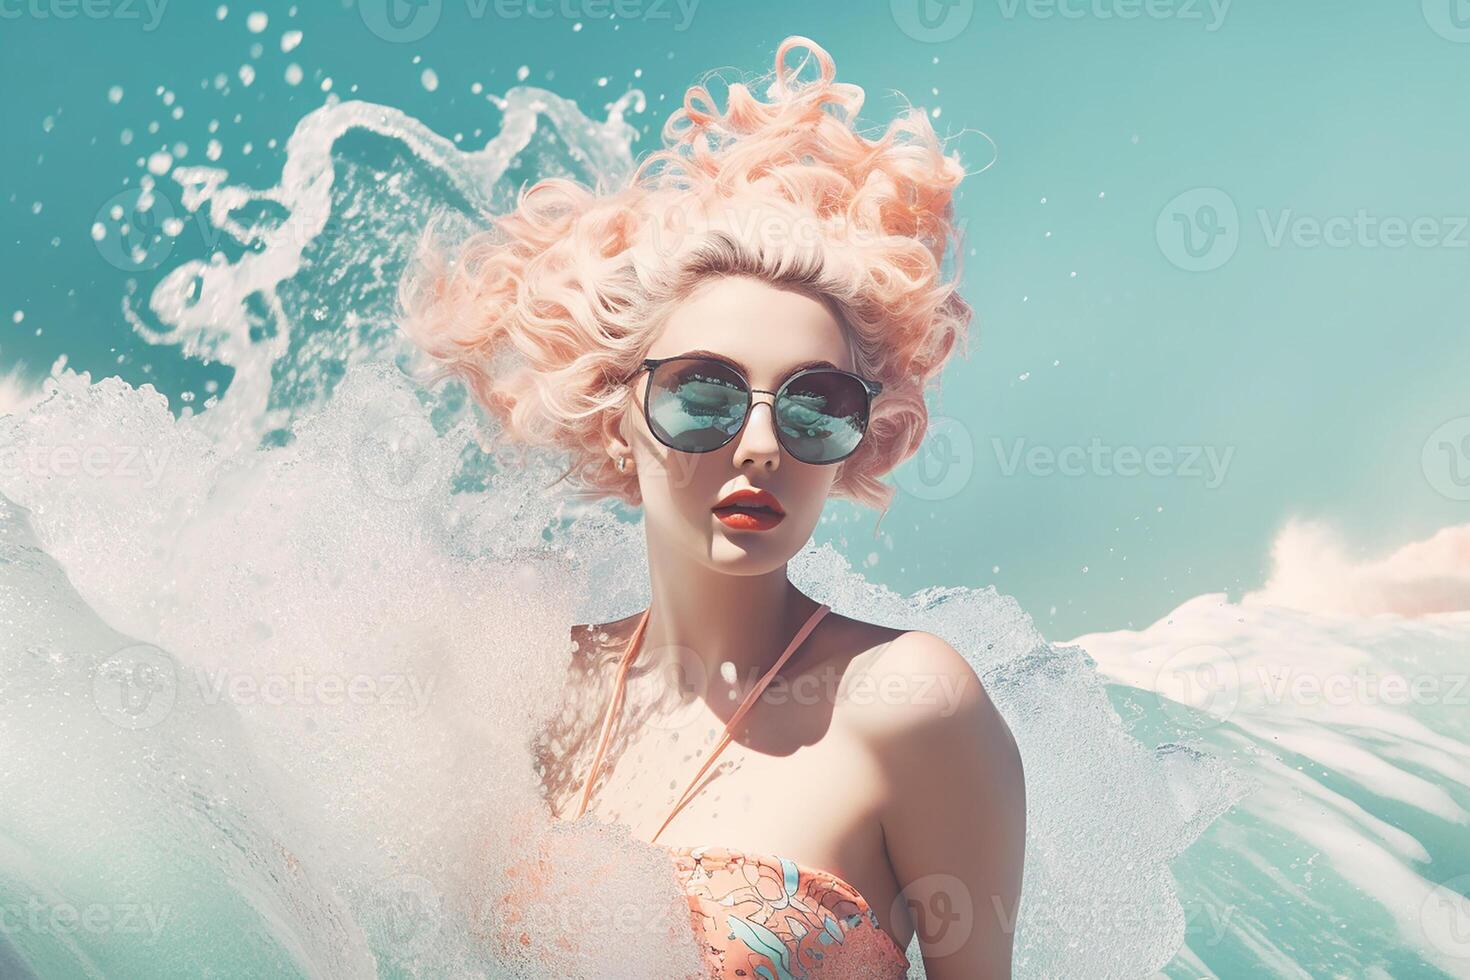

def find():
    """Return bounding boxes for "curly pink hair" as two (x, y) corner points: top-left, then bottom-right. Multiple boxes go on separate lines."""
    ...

(396, 35), (973, 512)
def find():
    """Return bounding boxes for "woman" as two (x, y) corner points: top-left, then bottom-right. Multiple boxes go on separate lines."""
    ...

(400, 35), (1025, 978)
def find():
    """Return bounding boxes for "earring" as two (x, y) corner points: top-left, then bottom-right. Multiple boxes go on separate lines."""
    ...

(616, 456), (628, 472)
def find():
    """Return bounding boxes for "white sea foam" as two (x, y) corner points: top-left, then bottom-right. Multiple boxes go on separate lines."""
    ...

(1073, 527), (1470, 977)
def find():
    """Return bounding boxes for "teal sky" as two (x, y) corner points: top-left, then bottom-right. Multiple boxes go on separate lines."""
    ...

(2, 0), (1467, 640)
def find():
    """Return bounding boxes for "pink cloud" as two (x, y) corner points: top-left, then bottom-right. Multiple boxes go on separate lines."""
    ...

(1244, 520), (1470, 617)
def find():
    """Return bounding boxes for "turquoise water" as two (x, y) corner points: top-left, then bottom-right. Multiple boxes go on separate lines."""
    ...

(2, 3), (1468, 978)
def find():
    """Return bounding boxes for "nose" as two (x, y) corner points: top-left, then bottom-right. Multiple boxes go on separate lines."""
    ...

(732, 392), (781, 470)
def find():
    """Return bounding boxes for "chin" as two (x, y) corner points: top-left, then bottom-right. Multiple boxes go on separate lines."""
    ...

(707, 532), (796, 569)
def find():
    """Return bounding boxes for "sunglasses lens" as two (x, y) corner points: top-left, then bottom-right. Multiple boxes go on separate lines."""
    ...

(647, 359), (749, 452)
(777, 371), (872, 463)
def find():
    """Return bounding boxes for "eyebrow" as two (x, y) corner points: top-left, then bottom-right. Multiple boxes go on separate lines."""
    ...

(673, 349), (843, 382)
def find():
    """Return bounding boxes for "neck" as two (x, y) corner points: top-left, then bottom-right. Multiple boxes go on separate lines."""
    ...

(640, 547), (820, 705)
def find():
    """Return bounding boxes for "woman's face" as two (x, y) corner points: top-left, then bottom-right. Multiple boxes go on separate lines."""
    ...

(612, 275), (854, 574)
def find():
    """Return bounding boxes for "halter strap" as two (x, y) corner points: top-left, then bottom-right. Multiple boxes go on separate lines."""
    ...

(572, 601), (832, 845)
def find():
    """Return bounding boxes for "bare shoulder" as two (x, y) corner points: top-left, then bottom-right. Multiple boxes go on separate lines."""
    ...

(839, 626), (1021, 774)
(861, 629), (1027, 975)
(836, 624), (981, 721)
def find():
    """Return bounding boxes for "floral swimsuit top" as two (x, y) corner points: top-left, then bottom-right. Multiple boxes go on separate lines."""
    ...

(572, 602), (911, 980)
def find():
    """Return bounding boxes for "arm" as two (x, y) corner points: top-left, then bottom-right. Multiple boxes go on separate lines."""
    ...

(872, 631), (1027, 979)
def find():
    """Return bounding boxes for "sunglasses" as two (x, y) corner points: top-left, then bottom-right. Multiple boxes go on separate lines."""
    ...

(626, 354), (883, 465)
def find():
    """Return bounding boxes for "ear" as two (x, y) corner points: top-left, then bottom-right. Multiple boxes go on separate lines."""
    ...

(601, 400), (634, 467)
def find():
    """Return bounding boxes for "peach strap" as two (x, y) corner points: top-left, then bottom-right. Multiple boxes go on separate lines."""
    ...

(572, 602), (832, 846)
(572, 605), (653, 821)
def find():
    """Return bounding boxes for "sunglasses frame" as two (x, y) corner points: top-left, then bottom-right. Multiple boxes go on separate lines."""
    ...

(625, 355), (884, 465)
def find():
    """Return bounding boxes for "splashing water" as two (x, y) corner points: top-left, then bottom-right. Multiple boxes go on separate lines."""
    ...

(0, 82), (1255, 978)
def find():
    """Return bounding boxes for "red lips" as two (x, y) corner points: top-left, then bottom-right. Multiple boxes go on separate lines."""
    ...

(712, 487), (785, 531)
(712, 487), (785, 514)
